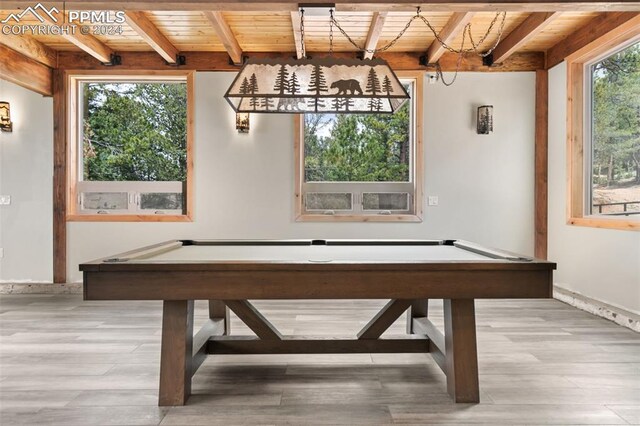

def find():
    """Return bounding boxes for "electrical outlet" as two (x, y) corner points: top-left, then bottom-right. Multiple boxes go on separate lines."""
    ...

(427, 74), (438, 85)
(428, 196), (439, 206)
(0, 195), (10, 205)
(0, 248), (4, 258)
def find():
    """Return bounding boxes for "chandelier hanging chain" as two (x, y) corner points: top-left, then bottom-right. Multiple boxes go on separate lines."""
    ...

(329, 9), (334, 55)
(435, 29), (469, 86)
(329, 8), (506, 58)
(331, 8), (416, 55)
(299, 8), (306, 59)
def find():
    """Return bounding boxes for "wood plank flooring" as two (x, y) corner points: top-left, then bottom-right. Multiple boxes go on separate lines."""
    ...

(0, 295), (638, 425)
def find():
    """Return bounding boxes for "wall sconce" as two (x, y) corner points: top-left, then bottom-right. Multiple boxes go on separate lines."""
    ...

(0, 101), (13, 132)
(477, 105), (493, 135)
(236, 113), (250, 133)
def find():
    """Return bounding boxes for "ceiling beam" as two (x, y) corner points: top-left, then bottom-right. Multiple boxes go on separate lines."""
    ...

(40, 12), (114, 63)
(363, 11), (388, 60)
(125, 11), (180, 63)
(204, 11), (243, 65)
(291, 11), (304, 59)
(491, 12), (560, 63)
(62, 31), (114, 64)
(0, 34), (57, 68)
(0, 44), (52, 96)
(546, 12), (640, 69)
(425, 12), (475, 64)
(55, 50), (545, 72)
(4, 1), (638, 12)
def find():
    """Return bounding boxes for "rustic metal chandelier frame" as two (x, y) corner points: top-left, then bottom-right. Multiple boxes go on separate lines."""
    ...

(224, 6), (507, 113)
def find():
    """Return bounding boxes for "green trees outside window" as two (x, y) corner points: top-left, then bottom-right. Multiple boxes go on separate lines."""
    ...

(82, 81), (187, 182)
(590, 41), (640, 215)
(303, 101), (411, 183)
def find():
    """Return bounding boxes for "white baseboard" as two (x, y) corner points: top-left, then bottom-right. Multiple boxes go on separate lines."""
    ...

(0, 282), (82, 294)
(554, 285), (640, 332)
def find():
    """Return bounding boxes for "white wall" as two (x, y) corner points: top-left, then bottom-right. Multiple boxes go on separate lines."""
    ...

(0, 80), (53, 282)
(548, 63), (640, 314)
(0, 72), (537, 284)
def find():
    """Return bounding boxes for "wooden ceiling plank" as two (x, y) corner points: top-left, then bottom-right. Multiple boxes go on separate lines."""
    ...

(125, 11), (180, 63)
(291, 10), (304, 59)
(425, 12), (475, 64)
(492, 12), (561, 63)
(203, 11), (243, 64)
(0, 44), (52, 96)
(363, 11), (388, 59)
(546, 12), (640, 69)
(2, 2), (640, 12)
(0, 34), (57, 68)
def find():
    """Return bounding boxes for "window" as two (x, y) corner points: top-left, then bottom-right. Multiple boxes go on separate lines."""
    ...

(67, 72), (193, 221)
(295, 72), (423, 222)
(567, 25), (640, 231)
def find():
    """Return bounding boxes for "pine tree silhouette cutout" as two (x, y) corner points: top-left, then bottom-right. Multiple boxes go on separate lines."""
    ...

(289, 72), (300, 95)
(344, 97), (354, 112)
(368, 97), (383, 112)
(273, 65), (290, 95)
(382, 75), (393, 96)
(239, 77), (250, 95)
(261, 97), (275, 111)
(308, 64), (328, 111)
(331, 97), (344, 112)
(366, 68), (381, 95)
(248, 73), (259, 111)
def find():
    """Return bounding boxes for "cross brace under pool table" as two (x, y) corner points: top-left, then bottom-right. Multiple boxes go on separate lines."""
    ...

(160, 298), (478, 406)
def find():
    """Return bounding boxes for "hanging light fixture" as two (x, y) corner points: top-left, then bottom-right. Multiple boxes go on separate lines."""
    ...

(225, 57), (409, 114)
(224, 7), (409, 114)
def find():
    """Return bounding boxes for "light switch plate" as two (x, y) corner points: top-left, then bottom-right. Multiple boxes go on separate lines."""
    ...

(428, 196), (439, 206)
(0, 195), (10, 205)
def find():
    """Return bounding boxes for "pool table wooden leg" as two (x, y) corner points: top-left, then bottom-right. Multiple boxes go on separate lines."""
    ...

(407, 299), (429, 334)
(208, 300), (230, 335)
(159, 300), (194, 406)
(444, 298), (479, 403)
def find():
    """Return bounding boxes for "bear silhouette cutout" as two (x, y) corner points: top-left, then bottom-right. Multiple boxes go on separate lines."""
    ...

(330, 79), (363, 95)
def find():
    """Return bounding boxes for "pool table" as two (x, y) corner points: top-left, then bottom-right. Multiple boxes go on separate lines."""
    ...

(81, 239), (556, 406)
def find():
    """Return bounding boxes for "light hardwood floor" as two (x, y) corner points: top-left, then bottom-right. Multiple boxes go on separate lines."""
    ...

(0, 295), (638, 425)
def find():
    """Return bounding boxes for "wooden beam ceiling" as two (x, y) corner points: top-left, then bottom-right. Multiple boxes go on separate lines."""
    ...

(125, 11), (180, 63)
(291, 11), (304, 59)
(425, 12), (475, 64)
(40, 14), (115, 63)
(363, 12), (388, 60)
(492, 12), (560, 63)
(2, 1), (639, 12)
(546, 12), (640, 69)
(204, 11), (243, 65)
(54, 50), (544, 71)
(0, 44), (52, 96)
(0, 34), (57, 68)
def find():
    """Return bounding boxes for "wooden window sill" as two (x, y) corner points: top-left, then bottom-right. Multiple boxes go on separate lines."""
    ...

(296, 214), (423, 223)
(66, 214), (193, 223)
(567, 216), (640, 231)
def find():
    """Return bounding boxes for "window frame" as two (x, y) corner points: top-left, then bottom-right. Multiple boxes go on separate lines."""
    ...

(294, 71), (424, 222)
(66, 71), (194, 222)
(566, 22), (640, 231)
